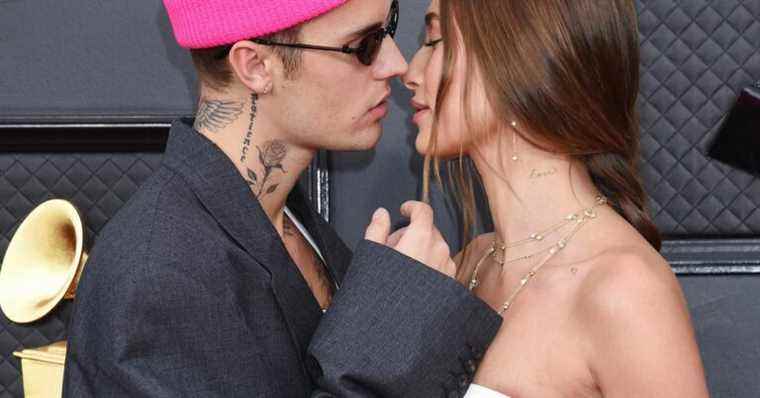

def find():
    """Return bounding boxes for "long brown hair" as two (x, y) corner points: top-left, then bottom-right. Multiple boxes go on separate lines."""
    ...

(425, 0), (661, 266)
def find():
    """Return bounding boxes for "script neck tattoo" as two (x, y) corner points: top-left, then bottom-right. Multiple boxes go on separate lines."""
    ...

(194, 98), (244, 133)
(529, 167), (557, 179)
(240, 93), (258, 163)
(237, 93), (288, 199)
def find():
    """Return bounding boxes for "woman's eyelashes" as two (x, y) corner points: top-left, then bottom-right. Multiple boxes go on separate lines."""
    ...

(424, 38), (443, 47)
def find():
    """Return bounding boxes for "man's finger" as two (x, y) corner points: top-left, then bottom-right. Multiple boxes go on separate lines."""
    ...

(399, 201), (434, 231)
(364, 207), (391, 244)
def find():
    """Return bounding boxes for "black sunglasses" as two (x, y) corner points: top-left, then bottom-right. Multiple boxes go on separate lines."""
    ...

(217, 0), (398, 66)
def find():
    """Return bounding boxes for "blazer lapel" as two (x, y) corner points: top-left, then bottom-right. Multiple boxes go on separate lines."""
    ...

(161, 119), (323, 361)
(285, 187), (352, 288)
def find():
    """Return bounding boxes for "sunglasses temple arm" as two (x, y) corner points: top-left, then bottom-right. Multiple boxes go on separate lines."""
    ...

(257, 41), (356, 54)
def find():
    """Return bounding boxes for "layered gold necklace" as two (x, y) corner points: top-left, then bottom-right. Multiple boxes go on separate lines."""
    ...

(468, 196), (608, 315)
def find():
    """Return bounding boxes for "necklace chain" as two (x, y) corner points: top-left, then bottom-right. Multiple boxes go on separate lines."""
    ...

(468, 196), (607, 315)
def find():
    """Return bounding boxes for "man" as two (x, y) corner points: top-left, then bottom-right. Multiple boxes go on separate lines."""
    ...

(62, 0), (501, 396)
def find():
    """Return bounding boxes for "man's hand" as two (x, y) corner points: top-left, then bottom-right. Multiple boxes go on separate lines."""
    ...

(364, 201), (457, 278)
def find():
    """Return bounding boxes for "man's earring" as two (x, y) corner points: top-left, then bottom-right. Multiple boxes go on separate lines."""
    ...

(511, 121), (519, 162)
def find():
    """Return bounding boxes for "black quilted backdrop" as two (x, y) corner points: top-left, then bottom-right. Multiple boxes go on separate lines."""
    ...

(0, 153), (164, 397)
(638, 0), (760, 235)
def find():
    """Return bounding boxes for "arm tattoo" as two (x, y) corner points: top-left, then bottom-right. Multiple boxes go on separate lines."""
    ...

(244, 140), (288, 198)
(240, 94), (259, 163)
(194, 98), (244, 133)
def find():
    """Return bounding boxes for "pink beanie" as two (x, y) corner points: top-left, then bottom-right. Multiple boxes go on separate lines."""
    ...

(163, 0), (350, 49)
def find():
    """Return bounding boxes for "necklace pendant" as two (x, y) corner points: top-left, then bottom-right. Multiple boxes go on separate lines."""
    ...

(469, 279), (479, 290)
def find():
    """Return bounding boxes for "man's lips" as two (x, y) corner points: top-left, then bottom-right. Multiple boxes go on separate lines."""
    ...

(371, 100), (388, 110)
(371, 91), (391, 110)
(365, 93), (391, 122)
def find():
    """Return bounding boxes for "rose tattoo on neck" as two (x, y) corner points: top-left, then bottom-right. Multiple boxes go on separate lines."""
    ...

(245, 140), (288, 198)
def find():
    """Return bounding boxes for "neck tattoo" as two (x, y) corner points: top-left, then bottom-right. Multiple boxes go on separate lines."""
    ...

(240, 93), (259, 163)
(194, 98), (244, 133)
(529, 167), (557, 179)
(245, 140), (288, 199)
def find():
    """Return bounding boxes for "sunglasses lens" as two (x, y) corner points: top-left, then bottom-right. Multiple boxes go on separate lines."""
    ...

(388, 1), (398, 37)
(358, 30), (384, 65)
(356, 0), (398, 66)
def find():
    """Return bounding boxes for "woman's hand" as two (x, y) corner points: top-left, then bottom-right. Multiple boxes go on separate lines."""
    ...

(364, 201), (457, 278)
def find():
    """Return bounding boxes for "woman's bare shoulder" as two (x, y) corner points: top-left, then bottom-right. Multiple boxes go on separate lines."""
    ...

(575, 243), (706, 392)
(577, 244), (681, 314)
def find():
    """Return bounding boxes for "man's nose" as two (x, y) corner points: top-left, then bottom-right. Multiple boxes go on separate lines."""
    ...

(375, 37), (409, 78)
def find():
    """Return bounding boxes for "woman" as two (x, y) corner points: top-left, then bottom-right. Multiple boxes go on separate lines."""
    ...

(403, 0), (710, 396)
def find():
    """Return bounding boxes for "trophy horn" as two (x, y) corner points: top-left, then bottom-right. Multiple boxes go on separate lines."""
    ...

(0, 199), (88, 324)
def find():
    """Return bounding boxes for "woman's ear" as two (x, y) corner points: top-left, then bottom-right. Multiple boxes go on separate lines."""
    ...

(227, 40), (274, 95)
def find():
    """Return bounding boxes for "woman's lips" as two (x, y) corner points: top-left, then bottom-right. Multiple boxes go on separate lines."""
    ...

(412, 108), (431, 125)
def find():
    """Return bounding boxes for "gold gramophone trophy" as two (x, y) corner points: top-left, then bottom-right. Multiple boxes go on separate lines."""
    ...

(0, 199), (88, 398)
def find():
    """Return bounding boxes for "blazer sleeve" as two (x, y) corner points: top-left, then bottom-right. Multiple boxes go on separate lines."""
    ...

(307, 240), (503, 397)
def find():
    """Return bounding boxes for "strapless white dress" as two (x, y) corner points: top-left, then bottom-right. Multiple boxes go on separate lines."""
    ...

(465, 384), (510, 397)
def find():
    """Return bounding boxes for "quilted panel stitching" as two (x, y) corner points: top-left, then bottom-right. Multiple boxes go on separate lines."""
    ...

(0, 153), (162, 397)
(638, 0), (760, 235)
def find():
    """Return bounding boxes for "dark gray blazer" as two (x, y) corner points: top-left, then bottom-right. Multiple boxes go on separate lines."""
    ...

(62, 119), (502, 397)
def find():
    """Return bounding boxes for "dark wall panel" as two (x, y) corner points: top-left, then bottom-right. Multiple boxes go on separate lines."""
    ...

(681, 275), (760, 398)
(0, 0), (196, 120)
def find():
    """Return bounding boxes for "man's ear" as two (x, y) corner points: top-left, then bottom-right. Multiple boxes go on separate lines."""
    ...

(227, 41), (274, 94)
